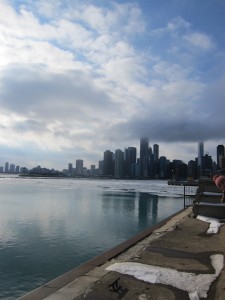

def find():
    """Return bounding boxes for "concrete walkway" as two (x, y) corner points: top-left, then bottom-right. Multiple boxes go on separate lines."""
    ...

(20, 206), (225, 300)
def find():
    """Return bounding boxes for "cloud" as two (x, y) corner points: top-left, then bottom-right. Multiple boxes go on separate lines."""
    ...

(0, 64), (115, 117)
(183, 32), (215, 50)
(0, 0), (224, 168)
(150, 16), (191, 39)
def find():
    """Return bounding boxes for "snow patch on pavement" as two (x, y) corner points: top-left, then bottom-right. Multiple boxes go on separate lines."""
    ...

(106, 254), (224, 300)
(197, 215), (224, 234)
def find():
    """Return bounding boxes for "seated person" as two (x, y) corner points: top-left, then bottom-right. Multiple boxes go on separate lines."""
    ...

(213, 175), (225, 202)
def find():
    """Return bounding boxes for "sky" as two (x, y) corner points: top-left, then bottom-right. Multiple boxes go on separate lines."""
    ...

(0, 0), (225, 170)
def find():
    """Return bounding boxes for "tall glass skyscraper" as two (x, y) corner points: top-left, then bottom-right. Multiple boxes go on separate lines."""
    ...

(103, 150), (114, 176)
(76, 159), (83, 176)
(153, 144), (159, 162)
(198, 142), (204, 166)
(114, 149), (124, 178)
(217, 144), (225, 169)
(140, 137), (149, 178)
(198, 142), (204, 177)
(124, 147), (137, 178)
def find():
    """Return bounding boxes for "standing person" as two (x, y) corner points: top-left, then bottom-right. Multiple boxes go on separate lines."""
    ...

(213, 175), (225, 202)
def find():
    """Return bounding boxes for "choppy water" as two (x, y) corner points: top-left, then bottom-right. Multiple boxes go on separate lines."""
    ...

(0, 176), (185, 299)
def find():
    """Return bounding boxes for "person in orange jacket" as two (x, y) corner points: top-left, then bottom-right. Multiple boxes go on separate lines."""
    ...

(213, 174), (225, 202)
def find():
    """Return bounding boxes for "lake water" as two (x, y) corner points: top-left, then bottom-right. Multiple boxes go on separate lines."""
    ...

(0, 176), (185, 299)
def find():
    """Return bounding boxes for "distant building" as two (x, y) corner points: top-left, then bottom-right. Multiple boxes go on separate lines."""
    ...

(217, 145), (224, 169)
(76, 160), (83, 176)
(68, 163), (73, 176)
(0, 166), (3, 173)
(114, 149), (124, 178)
(153, 144), (159, 162)
(90, 165), (95, 176)
(98, 160), (103, 176)
(9, 164), (15, 173)
(201, 154), (213, 177)
(198, 142), (204, 165)
(187, 160), (198, 179)
(159, 156), (168, 178)
(140, 137), (149, 178)
(124, 147), (136, 178)
(153, 144), (159, 177)
(198, 142), (204, 176)
(20, 167), (28, 173)
(103, 150), (114, 176)
(15, 165), (20, 173)
(5, 162), (9, 173)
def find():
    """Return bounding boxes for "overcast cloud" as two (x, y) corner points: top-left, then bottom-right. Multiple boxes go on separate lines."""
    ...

(0, 0), (225, 169)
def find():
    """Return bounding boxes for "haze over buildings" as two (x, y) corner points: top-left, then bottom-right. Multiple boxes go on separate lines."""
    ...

(0, 0), (225, 169)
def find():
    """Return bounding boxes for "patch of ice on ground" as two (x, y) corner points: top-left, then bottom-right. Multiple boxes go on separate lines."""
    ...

(197, 215), (224, 234)
(106, 254), (224, 300)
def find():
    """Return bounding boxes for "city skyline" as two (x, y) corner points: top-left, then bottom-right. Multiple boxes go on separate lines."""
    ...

(1, 140), (223, 174)
(0, 1), (225, 170)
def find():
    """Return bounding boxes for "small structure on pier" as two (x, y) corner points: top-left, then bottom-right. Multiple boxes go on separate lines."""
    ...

(168, 179), (198, 208)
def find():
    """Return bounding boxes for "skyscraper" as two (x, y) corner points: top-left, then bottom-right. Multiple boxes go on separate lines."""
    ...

(68, 163), (73, 176)
(153, 144), (159, 162)
(5, 162), (9, 173)
(124, 147), (137, 178)
(198, 142), (204, 166)
(140, 137), (149, 178)
(198, 142), (204, 177)
(76, 159), (83, 176)
(114, 149), (124, 178)
(103, 150), (114, 176)
(9, 164), (15, 173)
(217, 145), (224, 169)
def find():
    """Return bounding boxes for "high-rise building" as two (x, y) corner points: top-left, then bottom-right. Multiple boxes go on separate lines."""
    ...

(152, 144), (159, 178)
(159, 156), (167, 178)
(124, 147), (137, 178)
(90, 165), (95, 176)
(76, 159), (83, 176)
(198, 142), (204, 176)
(201, 154), (213, 177)
(9, 164), (15, 173)
(153, 144), (159, 162)
(5, 162), (9, 173)
(114, 149), (124, 178)
(98, 160), (104, 176)
(198, 142), (204, 166)
(103, 150), (114, 176)
(217, 145), (224, 169)
(68, 163), (73, 176)
(187, 160), (198, 179)
(128, 147), (137, 178)
(140, 137), (149, 178)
